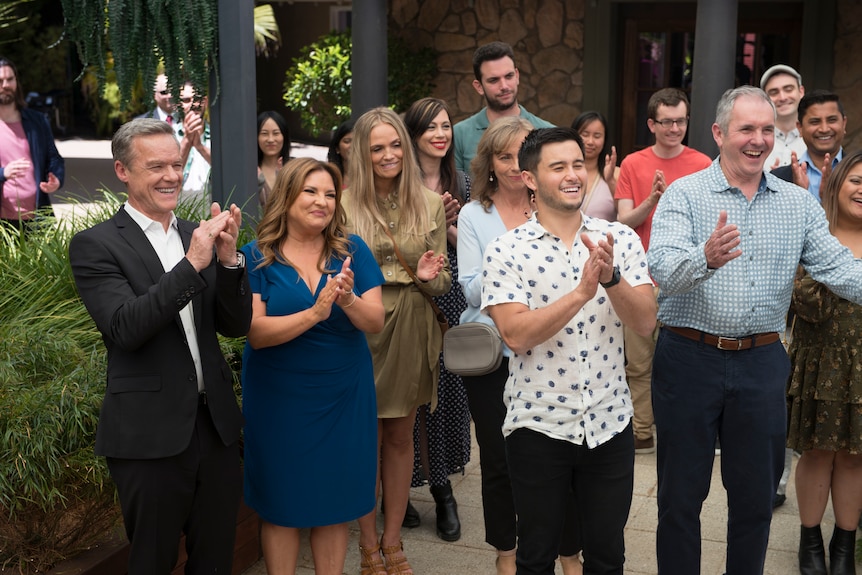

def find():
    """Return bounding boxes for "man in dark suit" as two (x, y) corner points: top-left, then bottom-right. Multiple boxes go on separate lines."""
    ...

(137, 73), (177, 124)
(69, 118), (251, 574)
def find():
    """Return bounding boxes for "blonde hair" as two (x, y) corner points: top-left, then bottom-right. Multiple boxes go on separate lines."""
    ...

(470, 117), (534, 211)
(345, 107), (432, 242)
(255, 157), (350, 271)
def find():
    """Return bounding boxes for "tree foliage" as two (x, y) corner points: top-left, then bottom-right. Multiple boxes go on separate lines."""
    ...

(60, 0), (217, 107)
(283, 30), (438, 137)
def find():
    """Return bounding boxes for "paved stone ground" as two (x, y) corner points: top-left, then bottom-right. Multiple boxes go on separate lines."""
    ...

(241, 432), (839, 575)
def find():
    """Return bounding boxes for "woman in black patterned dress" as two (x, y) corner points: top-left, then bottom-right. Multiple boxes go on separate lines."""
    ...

(403, 97), (472, 542)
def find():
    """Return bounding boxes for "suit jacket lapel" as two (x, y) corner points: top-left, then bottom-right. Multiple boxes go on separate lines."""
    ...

(114, 206), (167, 285)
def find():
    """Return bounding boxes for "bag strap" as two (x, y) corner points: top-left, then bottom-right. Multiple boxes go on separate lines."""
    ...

(381, 226), (447, 317)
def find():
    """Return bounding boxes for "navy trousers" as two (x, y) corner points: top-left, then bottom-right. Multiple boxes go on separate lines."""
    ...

(652, 327), (788, 575)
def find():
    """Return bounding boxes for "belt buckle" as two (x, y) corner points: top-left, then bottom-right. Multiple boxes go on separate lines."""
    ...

(717, 336), (742, 351)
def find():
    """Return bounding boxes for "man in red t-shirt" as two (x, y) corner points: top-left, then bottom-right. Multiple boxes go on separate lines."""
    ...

(615, 88), (712, 454)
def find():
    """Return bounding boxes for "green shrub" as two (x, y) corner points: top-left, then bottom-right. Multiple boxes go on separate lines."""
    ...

(283, 30), (438, 137)
(0, 204), (120, 571)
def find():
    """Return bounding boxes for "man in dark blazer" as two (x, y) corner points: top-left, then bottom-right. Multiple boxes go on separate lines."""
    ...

(69, 118), (251, 574)
(137, 73), (177, 124)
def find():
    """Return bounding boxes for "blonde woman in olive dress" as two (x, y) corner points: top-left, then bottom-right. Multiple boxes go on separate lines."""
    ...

(343, 107), (451, 575)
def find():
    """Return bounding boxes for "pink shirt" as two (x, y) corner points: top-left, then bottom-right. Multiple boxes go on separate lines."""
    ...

(0, 120), (37, 219)
(615, 146), (711, 250)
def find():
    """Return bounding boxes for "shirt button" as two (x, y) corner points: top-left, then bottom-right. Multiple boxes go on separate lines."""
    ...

(749, 231), (753, 236)
(385, 256), (392, 262)
(750, 281), (755, 286)
(391, 203), (397, 210)
(389, 222), (395, 229)
(387, 271), (393, 276)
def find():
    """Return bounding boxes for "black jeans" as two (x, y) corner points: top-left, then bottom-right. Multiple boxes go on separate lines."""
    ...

(463, 359), (580, 555)
(506, 424), (634, 575)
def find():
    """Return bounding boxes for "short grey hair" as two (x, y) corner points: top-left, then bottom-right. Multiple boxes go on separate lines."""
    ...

(715, 86), (776, 133)
(112, 118), (177, 166)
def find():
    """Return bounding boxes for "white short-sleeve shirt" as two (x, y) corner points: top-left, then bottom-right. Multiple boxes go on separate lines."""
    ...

(482, 215), (652, 447)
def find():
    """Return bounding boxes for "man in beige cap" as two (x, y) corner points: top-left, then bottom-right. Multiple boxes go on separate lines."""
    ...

(760, 64), (806, 170)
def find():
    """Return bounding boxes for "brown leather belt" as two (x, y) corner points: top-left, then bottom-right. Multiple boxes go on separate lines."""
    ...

(664, 326), (780, 351)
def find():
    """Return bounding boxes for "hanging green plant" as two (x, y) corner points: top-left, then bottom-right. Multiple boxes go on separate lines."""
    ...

(60, 0), (217, 107)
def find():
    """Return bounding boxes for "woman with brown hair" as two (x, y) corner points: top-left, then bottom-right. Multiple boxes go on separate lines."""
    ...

(343, 107), (451, 575)
(402, 97), (471, 542)
(241, 157), (385, 574)
(788, 150), (862, 575)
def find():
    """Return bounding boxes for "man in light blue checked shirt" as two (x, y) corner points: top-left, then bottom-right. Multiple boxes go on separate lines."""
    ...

(648, 85), (862, 575)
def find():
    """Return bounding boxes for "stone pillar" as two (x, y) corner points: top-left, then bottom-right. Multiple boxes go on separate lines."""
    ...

(211, 0), (257, 212)
(352, 0), (388, 117)
(689, 0), (738, 156)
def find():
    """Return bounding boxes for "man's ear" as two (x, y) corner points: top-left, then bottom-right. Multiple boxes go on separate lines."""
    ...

(521, 170), (537, 191)
(472, 79), (484, 97)
(114, 160), (130, 184)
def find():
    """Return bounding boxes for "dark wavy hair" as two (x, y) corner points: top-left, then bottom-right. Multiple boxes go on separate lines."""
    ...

(256, 111), (291, 167)
(403, 97), (463, 204)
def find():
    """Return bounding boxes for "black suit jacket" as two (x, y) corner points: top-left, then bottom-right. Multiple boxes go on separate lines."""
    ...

(771, 165), (793, 184)
(69, 207), (251, 459)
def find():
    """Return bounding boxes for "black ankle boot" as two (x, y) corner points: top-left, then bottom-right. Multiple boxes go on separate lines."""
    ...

(799, 525), (828, 575)
(402, 499), (421, 528)
(828, 526), (856, 575)
(430, 481), (461, 542)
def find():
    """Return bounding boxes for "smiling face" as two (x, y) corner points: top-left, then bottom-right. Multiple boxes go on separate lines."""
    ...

(115, 133), (183, 228)
(763, 73), (803, 123)
(713, 94), (775, 185)
(577, 119), (606, 162)
(648, 101), (689, 152)
(369, 122), (403, 183)
(474, 57), (520, 113)
(524, 140), (588, 215)
(798, 101), (846, 159)
(415, 109), (452, 161)
(492, 132), (530, 195)
(258, 118), (285, 159)
(288, 169), (337, 235)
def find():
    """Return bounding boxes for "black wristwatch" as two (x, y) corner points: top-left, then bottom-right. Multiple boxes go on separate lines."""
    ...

(600, 265), (621, 289)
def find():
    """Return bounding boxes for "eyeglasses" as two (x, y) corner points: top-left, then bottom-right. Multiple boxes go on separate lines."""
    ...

(653, 117), (689, 128)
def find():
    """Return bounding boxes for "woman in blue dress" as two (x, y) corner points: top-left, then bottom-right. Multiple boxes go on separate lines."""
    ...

(241, 157), (385, 574)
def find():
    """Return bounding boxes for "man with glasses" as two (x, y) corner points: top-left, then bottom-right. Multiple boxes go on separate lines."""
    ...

(613, 87), (712, 456)
(175, 81), (211, 205)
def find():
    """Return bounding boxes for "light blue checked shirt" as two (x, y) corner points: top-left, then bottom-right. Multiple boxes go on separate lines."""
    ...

(649, 158), (862, 337)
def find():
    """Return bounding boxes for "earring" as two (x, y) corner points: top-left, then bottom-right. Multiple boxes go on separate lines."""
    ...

(489, 172), (495, 183)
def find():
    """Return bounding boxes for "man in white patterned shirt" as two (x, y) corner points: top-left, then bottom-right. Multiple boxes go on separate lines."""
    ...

(482, 127), (656, 574)
(648, 85), (862, 575)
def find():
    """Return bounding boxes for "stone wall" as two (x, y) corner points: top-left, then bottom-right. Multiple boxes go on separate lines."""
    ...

(390, 0), (585, 126)
(833, 0), (861, 154)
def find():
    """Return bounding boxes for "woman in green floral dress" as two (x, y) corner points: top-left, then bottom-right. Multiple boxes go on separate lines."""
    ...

(787, 150), (862, 575)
